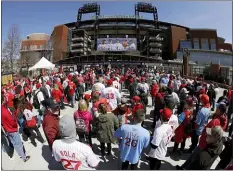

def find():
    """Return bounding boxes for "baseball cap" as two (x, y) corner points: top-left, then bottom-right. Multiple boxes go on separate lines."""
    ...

(160, 108), (172, 121)
(36, 83), (42, 89)
(59, 115), (77, 143)
(132, 96), (141, 102)
(46, 100), (60, 110)
(216, 102), (227, 114)
(206, 126), (223, 139)
(84, 94), (91, 100)
(181, 88), (189, 94)
(200, 94), (209, 104)
(107, 79), (113, 86)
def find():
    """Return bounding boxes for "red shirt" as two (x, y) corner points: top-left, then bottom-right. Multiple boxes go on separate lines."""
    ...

(5, 92), (14, 108)
(1, 105), (18, 133)
(150, 84), (159, 97)
(68, 81), (76, 96)
(51, 89), (63, 103)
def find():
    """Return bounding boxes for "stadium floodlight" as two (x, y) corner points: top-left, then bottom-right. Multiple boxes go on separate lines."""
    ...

(137, 2), (154, 13)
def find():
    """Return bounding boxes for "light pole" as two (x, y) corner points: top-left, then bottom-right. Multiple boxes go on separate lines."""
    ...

(182, 48), (190, 76)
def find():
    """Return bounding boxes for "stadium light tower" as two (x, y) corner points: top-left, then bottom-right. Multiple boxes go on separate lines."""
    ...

(135, 2), (159, 50)
(76, 2), (100, 49)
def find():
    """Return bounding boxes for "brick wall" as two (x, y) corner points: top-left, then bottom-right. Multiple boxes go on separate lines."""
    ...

(52, 25), (69, 62)
(168, 26), (187, 60)
(217, 43), (232, 51)
(21, 40), (47, 50)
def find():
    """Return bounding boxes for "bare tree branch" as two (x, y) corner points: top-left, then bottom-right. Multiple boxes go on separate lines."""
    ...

(2, 24), (21, 73)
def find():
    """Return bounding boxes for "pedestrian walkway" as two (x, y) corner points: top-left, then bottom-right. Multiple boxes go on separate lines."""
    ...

(1, 88), (226, 170)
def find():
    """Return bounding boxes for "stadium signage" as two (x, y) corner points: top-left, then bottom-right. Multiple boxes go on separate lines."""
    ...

(92, 15), (144, 19)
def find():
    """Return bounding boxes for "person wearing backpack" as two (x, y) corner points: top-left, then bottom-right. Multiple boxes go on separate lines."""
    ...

(76, 81), (85, 100)
(96, 103), (119, 156)
(20, 103), (45, 147)
(33, 83), (46, 127)
(74, 100), (93, 147)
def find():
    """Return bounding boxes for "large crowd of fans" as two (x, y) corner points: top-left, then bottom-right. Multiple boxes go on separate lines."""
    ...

(1, 67), (233, 170)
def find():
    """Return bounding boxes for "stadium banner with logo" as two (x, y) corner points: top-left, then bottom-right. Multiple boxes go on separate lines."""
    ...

(97, 38), (137, 51)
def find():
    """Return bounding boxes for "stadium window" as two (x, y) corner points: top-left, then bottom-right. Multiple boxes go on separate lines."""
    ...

(210, 39), (216, 50)
(40, 45), (44, 49)
(193, 38), (200, 49)
(201, 39), (209, 50)
(24, 46), (27, 50)
(180, 40), (192, 49)
(30, 45), (34, 50)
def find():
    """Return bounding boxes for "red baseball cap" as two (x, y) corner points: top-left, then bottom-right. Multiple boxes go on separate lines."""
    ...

(141, 77), (146, 82)
(36, 83), (42, 89)
(132, 96), (141, 102)
(107, 79), (113, 86)
(200, 94), (209, 104)
(84, 94), (91, 100)
(160, 108), (172, 120)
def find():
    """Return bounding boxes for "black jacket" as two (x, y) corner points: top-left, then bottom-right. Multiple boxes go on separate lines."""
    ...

(188, 141), (223, 170)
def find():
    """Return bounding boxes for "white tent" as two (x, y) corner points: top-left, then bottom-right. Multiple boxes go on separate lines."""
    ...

(29, 57), (55, 71)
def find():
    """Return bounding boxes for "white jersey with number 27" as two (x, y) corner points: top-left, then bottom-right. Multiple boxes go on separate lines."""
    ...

(52, 140), (100, 170)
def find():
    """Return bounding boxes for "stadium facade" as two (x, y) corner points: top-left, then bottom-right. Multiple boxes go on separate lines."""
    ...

(50, 2), (232, 69)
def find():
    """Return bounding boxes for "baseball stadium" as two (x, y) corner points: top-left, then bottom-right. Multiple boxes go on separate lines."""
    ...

(21, 2), (232, 82)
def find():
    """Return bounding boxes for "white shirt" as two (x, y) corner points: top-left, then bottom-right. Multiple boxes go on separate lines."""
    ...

(112, 81), (121, 91)
(45, 84), (51, 98)
(137, 83), (149, 94)
(148, 123), (173, 160)
(35, 89), (45, 109)
(63, 80), (68, 89)
(168, 114), (179, 133)
(129, 43), (136, 50)
(103, 87), (121, 110)
(52, 140), (100, 170)
(174, 79), (181, 92)
(23, 109), (35, 121)
(172, 92), (180, 106)
(115, 43), (123, 51)
(98, 44), (106, 51)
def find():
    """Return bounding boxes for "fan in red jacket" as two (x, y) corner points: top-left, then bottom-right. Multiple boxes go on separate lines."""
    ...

(42, 101), (60, 150)
(198, 102), (228, 150)
(150, 80), (159, 107)
(131, 96), (145, 115)
(1, 96), (30, 162)
(4, 87), (15, 112)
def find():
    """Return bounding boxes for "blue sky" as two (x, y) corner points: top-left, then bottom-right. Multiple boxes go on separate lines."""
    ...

(2, 1), (232, 44)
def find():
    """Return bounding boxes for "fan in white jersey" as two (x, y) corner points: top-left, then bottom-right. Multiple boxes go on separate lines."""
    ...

(147, 108), (173, 170)
(103, 79), (121, 110)
(92, 77), (105, 97)
(112, 77), (121, 92)
(52, 115), (100, 170)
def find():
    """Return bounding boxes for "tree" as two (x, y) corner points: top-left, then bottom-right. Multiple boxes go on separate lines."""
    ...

(2, 24), (21, 73)
(40, 38), (53, 61)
